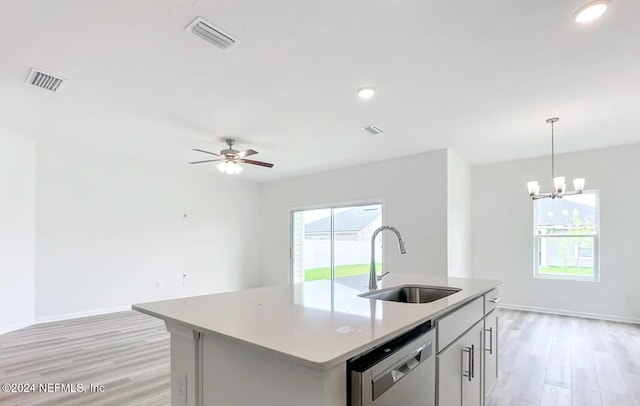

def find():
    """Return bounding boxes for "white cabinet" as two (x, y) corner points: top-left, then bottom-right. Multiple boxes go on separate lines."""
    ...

(436, 336), (464, 406)
(462, 321), (483, 406)
(436, 288), (500, 406)
(436, 297), (484, 352)
(483, 310), (498, 400)
(483, 288), (500, 314)
(436, 320), (483, 406)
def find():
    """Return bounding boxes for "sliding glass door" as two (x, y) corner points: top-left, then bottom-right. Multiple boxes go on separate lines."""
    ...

(291, 203), (382, 288)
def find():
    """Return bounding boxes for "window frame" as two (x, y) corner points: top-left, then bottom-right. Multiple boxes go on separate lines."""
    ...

(533, 190), (600, 282)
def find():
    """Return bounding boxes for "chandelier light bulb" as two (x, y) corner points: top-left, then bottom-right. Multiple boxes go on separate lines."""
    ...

(573, 178), (586, 193)
(553, 177), (566, 194)
(527, 181), (540, 197)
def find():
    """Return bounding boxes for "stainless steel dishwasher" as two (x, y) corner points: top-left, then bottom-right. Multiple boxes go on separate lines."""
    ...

(348, 322), (435, 406)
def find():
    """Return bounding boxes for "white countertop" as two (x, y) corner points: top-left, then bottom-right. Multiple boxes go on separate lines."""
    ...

(133, 274), (501, 370)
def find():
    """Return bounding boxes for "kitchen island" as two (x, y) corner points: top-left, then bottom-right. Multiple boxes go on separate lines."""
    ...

(133, 274), (501, 406)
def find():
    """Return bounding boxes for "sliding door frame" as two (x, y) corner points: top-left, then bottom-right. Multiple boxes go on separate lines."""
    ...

(289, 198), (385, 284)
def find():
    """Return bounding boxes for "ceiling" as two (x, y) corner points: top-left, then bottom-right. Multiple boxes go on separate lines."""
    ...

(1, 0), (639, 182)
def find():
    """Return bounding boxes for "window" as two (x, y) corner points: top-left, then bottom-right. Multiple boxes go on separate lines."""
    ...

(533, 191), (599, 280)
(291, 203), (382, 287)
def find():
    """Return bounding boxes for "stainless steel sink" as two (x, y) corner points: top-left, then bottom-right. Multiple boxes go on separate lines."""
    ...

(359, 285), (461, 304)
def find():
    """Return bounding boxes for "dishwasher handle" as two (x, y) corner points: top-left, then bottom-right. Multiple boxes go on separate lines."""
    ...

(372, 340), (432, 400)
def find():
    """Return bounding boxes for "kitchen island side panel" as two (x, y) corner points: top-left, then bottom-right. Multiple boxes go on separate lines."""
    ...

(201, 332), (346, 406)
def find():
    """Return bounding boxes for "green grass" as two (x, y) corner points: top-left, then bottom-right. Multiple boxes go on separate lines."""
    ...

(306, 265), (594, 280)
(539, 266), (594, 276)
(304, 263), (381, 281)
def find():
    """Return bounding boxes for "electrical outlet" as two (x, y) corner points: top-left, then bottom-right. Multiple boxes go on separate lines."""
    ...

(155, 282), (162, 290)
(175, 371), (187, 404)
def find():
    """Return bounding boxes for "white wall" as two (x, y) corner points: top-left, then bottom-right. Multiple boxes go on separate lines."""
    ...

(260, 150), (449, 286)
(0, 129), (35, 334)
(471, 143), (640, 323)
(447, 150), (471, 277)
(34, 142), (262, 321)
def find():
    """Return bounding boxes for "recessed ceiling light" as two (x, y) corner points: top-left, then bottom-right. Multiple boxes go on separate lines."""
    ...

(574, 0), (609, 23)
(357, 87), (376, 99)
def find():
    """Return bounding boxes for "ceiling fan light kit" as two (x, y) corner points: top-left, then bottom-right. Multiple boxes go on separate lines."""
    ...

(189, 138), (273, 176)
(217, 161), (243, 175)
(527, 118), (586, 200)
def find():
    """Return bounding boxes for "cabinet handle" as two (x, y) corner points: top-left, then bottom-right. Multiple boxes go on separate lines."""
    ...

(470, 344), (475, 379)
(485, 327), (493, 355)
(462, 346), (472, 382)
(489, 297), (500, 304)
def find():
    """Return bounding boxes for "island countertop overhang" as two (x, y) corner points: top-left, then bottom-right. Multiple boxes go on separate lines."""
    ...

(133, 274), (501, 370)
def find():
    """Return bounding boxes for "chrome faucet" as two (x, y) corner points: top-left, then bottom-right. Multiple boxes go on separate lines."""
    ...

(369, 225), (407, 290)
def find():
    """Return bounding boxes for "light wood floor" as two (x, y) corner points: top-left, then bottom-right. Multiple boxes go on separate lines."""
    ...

(0, 311), (170, 405)
(487, 309), (640, 406)
(1, 309), (639, 406)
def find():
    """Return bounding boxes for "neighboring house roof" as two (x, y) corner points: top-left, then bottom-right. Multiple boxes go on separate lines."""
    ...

(305, 207), (381, 233)
(536, 197), (595, 227)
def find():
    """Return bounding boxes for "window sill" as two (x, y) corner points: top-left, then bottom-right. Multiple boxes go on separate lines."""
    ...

(534, 273), (600, 282)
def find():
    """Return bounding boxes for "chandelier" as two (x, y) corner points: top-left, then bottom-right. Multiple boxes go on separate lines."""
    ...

(527, 118), (585, 200)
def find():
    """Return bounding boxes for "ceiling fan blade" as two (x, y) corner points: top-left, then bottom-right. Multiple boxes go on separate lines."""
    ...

(237, 149), (258, 158)
(189, 159), (222, 164)
(193, 148), (220, 157)
(240, 158), (274, 168)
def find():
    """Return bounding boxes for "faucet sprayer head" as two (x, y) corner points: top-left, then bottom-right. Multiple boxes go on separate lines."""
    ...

(399, 239), (407, 254)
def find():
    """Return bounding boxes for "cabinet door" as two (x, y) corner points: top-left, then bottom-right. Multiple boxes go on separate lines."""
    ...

(436, 337), (464, 406)
(462, 321), (483, 406)
(483, 310), (498, 400)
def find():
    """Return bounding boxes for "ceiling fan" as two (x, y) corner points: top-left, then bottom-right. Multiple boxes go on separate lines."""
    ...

(189, 139), (274, 175)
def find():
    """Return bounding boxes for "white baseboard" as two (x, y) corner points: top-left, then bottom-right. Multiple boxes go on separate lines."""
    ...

(35, 305), (132, 324)
(498, 303), (640, 325)
(0, 318), (36, 336)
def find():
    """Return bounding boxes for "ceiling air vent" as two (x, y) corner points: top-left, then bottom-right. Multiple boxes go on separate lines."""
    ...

(187, 17), (237, 49)
(362, 124), (384, 135)
(26, 68), (66, 92)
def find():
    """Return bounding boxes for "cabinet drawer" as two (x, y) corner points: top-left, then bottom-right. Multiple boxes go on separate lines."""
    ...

(484, 288), (500, 314)
(435, 297), (483, 352)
